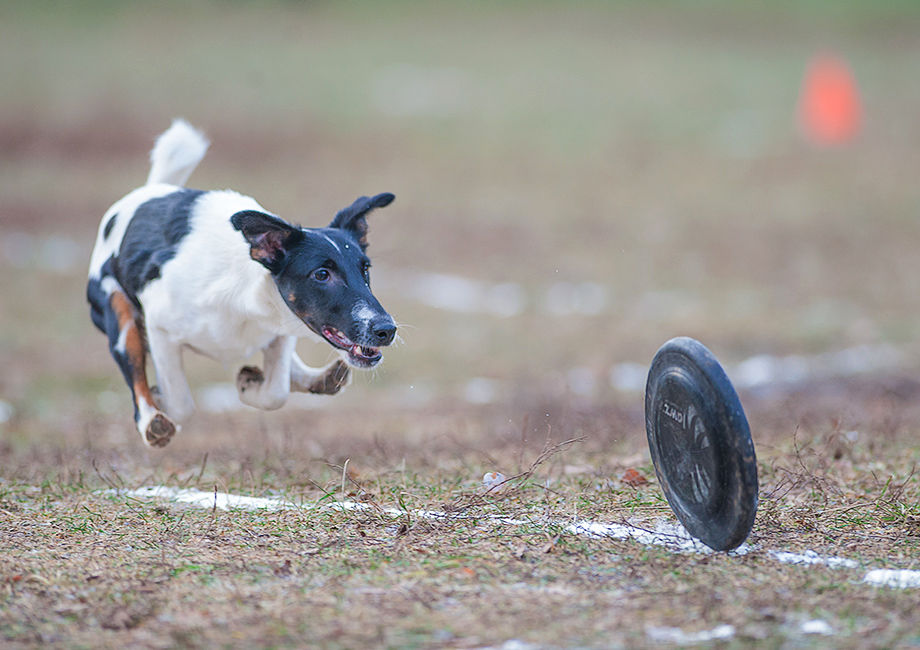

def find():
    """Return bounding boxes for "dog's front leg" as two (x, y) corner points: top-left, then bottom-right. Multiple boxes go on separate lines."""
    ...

(290, 351), (351, 395)
(237, 336), (294, 410)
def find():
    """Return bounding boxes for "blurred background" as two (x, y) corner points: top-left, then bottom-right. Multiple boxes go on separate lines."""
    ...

(2, 0), (920, 450)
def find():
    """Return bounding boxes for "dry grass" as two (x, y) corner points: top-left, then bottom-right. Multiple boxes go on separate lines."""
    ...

(3, 1), (920, 648)
(3, 388), (920, 648)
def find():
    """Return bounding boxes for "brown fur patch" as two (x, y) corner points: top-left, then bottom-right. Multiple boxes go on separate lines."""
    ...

(109, 291), (155, 407)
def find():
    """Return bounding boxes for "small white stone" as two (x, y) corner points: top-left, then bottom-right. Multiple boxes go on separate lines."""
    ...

(482, 471), (507, 492)
(801, 619), (833, 635)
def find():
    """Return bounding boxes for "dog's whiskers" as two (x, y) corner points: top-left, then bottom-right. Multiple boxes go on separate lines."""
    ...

(392, 318), (417, 332)
(388, 318), (413, 349)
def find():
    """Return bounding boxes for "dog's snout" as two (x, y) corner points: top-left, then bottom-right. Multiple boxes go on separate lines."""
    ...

(372, 317), (397, 346)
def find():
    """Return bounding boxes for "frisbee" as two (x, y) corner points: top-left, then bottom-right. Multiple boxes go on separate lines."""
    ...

(645, 337), (758, 551)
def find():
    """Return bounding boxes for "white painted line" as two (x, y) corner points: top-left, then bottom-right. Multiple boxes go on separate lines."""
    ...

(862, 569), (920, 589)
(646, 623), (735, 645)
(109, 486), (917, 590)
(120, 486), (298, 511)
(565, 520), (734, 555)
(768, 549), (857, 569)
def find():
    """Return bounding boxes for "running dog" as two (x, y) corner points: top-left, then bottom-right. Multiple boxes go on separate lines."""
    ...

(87, 120), (397, 447)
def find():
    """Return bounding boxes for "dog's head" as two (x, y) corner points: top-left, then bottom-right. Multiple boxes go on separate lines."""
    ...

(230, 193), (396, 368)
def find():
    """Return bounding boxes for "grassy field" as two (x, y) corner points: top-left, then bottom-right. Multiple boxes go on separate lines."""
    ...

(3, 1), (920, 648)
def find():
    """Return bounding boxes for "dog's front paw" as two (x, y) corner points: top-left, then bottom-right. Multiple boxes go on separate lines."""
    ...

(237, 365), (264, 396)
(307, 360), (351, 395)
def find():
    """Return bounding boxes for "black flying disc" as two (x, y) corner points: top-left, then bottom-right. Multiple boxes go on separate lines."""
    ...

(644, 337), (758, 551)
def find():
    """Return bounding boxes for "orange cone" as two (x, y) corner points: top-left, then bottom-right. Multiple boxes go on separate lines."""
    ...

(797, 52), (862, 146)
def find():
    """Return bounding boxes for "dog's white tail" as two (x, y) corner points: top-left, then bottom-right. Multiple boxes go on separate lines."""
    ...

(146, 119), (210, 187)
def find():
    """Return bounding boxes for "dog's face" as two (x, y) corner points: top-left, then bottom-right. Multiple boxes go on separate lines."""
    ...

(231, 193), (396, 368)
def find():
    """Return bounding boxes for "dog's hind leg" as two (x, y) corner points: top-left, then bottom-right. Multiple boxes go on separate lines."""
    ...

(290, 352), (351, 396)
(236, 336), (294, 410)
(145, 328), (196, 424)
(98, 278), (176, 447)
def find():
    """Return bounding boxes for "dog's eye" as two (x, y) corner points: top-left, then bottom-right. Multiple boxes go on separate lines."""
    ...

(312, 269), (331, 282)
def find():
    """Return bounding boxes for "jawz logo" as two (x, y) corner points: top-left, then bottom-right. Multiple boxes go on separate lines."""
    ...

(662, 401), (684, 427)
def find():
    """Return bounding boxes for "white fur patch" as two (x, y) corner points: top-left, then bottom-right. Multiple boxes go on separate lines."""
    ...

(146, 119), (210, 187)
(353, 302), (376, 324)
(100, 276), (119, 296)
(114, 321), (132, 354)
(322, 234), (341, 253)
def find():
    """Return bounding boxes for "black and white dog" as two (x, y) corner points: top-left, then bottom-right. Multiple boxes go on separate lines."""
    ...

(87, 120), (397, 447)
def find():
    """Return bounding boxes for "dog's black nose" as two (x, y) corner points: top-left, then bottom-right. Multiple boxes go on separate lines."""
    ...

(372, 318), (397, 346)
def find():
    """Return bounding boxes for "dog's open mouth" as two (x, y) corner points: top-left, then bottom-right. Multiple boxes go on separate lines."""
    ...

(321, 327), (382, 368)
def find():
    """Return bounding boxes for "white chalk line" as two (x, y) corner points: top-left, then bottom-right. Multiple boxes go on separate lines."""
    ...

(108, 486), (918, 591)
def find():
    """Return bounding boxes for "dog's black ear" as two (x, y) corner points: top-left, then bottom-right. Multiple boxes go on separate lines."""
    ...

(329, 193), (394, 250)
(231, 210), (304, 273)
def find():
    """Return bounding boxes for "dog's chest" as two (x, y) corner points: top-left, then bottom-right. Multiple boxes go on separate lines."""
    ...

(141, 275), (313, 364)
(178, 310), (290, 363)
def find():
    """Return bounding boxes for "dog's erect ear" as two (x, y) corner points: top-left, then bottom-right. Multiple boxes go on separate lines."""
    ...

(231, 210), (304, 273)
(328, 193), (394, 250)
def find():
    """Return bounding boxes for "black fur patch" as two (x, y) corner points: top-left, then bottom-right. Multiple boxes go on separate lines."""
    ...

(87, 278), (107, 333)
(328, 193), (394, 251)
(87, 256), (117, 333)
(103, 213), (118, 240)
(117, 189), (205, 301)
